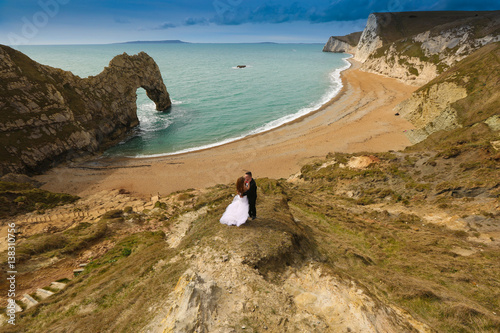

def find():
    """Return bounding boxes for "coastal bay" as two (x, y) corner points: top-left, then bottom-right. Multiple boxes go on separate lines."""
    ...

(35, 60), (417, 198)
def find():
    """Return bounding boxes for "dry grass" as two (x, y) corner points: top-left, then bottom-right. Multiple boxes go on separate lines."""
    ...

(0, 181), (79, 219)
(2, 144), (499, 332)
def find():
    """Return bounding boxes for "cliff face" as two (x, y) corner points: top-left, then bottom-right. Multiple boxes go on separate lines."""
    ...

(354, 14), (384, 62)
(326, 11), (500, 86)
(0, 45), (171, 175)
(396, 42), (500, 144)
(323, 31), (361, 53)
(323, 37), (356, 53)
(324, 11), (500, 143)
(395, 82), (467, 143)
(359, 11), (500, 85)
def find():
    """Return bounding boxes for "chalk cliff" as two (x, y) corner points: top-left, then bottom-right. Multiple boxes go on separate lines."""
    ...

(0, 45), (171, 175)
(396, 42), (500, 144)
(323, 31), (361, 53)
(325, 11), (500, 86)
(361, 11), (500, 85)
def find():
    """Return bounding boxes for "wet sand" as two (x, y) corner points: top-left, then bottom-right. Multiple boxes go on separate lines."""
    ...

(35, 60), (417, 198)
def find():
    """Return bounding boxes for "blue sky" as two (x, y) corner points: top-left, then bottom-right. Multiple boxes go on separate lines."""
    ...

(0, 0), (499, 45)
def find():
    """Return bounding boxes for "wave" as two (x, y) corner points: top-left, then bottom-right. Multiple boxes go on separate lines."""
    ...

(136, 102), (174, 133)
(132, 54), (352, 158)
(248, 54), (352, 136)
(231, 65), (253, 69)
(171, 99), (184, 105)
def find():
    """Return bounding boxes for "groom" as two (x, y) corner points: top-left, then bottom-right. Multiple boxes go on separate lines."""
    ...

(243, 171), (257, 220)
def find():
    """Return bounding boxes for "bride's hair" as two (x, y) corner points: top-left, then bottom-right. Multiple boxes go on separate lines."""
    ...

(236, 176), (246, 195)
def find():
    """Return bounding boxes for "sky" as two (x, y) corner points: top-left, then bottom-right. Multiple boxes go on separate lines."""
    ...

(0, 0), (499, 45)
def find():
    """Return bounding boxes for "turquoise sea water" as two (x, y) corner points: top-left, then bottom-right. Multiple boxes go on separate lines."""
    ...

(16, 44), (349, 157)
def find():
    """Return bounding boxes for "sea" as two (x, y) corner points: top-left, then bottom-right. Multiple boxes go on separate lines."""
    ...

(16, 43), (350, 157)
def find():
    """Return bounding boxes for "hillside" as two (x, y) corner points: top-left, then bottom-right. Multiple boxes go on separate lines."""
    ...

(1, 139), (499, 332)
(395, 42), (500, 144)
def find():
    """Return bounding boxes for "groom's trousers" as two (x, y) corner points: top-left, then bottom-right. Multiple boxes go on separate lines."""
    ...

(248, 198), (256, 218)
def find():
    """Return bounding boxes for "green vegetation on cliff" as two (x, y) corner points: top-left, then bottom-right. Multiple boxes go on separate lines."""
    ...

(400, 42), (500, 148)
(372, 11), (500, 46)
(0, 181), (78, 219)
(0, 45), (171, 176)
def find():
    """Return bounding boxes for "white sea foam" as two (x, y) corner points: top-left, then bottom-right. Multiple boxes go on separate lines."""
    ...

(133, 54), (352, 158)
(248, 54), (352, 136)
(137, 102), (173, 132)
(231, 65), (253, 69)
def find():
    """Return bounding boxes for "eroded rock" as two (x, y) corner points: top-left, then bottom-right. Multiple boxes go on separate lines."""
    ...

(0, 45), (171, 175)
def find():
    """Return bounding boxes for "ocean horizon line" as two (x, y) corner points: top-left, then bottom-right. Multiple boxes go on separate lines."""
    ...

(10, 41), (326, 47)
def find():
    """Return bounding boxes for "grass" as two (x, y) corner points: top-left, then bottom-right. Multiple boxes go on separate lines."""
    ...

(288, 193), (499, 332)
(4, 230), (183, 333)
(13, 219), (108, 264)
(4, 145), (499, 332)
(0, 181), (79, 219)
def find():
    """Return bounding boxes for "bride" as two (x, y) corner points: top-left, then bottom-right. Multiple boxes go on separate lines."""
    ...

(220, 177), (249, 226)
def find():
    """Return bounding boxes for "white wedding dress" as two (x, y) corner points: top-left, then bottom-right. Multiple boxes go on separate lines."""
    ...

(220, 194), (249, 227)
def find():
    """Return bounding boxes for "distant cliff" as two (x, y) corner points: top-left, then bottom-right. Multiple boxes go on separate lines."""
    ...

(324, 11), (500, 86)
(0, 45), (171, 176)
(323, 10), (500, 146)
(323, 31), (362, 53)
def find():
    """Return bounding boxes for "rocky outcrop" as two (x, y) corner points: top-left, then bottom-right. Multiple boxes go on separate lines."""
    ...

(323, 31), (362, 54)
(146, 270), (218, 333)
(395, 42), (500, 143)
(0, 45), (171, 175)
(395, 82), (467, 143)
(354, 14), (384, 62)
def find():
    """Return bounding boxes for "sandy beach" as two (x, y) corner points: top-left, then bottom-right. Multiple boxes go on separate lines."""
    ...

(35, 60), (417, 198)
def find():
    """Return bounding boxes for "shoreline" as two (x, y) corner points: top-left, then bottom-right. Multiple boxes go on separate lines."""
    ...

(35, 59), (417, 198)
(132, 58), (352, 160)
(117, 55), (353, 159)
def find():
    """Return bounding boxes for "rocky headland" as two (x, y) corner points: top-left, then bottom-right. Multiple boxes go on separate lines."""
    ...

(322, 31), (362, 54)
(0, 45), (171, 176)
(325, 10), (500, 86)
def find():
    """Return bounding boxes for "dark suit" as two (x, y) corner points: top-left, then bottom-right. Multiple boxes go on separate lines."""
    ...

(243, 178), (257, 218)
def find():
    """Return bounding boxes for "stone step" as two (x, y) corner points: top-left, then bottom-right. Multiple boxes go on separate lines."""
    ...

(73, 268), (85, 276)
(36, 288), (54, 299)
(21, 294), (38, 309)
(14, 302), (23, 313)
(50, 282), (67, 290)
